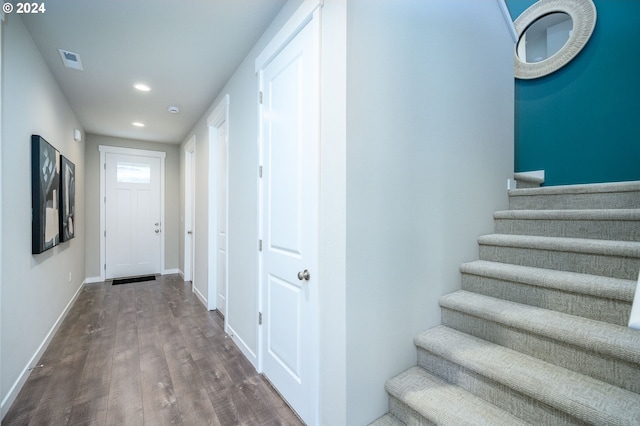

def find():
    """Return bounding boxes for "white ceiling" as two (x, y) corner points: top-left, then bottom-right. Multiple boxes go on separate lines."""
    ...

(21, 0), (287, 144)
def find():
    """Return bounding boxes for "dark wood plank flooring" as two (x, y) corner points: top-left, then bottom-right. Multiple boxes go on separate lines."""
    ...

(3, 275), (303, 426)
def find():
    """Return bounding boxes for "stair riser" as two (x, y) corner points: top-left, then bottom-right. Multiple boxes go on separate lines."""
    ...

(387, 396), (437, 426)
(494, 218), (640, 242)
(460, 273), (631, 326)
(509, 191), (640, 210)
(416, 349), (580, 426)
(478, 244), (640, 280)
(516, 180), (542, 189)
(441, 308), (640, 394)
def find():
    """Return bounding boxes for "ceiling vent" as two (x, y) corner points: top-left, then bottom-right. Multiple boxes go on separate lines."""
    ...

(58, 49), (84, 71)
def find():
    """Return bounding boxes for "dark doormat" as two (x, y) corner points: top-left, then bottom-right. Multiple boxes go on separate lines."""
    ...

(112, 275), (157, 286)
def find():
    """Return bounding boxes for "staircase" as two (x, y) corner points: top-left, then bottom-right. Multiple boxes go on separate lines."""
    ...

(371, 181), (640, 426)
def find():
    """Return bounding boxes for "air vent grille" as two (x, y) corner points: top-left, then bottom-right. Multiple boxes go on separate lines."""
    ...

(58, 49), (83, 71)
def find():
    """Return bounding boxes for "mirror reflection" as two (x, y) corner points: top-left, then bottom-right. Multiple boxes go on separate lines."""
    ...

(517, 12), (573, 63)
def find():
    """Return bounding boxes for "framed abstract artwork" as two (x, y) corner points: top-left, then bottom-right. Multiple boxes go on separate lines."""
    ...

(31, 135), (60, 254)
(60, 155), (75, 242)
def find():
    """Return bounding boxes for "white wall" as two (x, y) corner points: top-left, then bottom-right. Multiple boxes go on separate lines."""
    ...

(318, 0), (348, 424)
(344, 1), (515, 423)
(1, 15), (86, 416)
(84, 134), (180, 280)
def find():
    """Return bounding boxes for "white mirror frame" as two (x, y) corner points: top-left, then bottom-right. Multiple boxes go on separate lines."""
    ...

(514, 0), (597, 80)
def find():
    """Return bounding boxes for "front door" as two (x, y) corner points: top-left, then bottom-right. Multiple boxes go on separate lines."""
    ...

(105, 152), (162, 279)
(259, 12), (319, 425)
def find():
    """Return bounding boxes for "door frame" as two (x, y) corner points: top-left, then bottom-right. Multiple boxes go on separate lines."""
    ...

(183, 136), (196, 284)
(206, 95), (230, 314)
(0, 14), (4, 411)
(99, 145), (166, 281)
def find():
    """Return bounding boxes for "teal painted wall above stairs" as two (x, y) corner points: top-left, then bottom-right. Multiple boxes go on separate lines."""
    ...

(507, 0), (640, 186)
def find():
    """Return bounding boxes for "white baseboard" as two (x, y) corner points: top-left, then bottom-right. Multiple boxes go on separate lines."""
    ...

(177, 269), (185, 279)
(226, 323), (258, 370)
(162, 268), (180, 275)
(193, 285), (208, 309)
(1, 282), (85, 419)
(84, 276), (103, 284)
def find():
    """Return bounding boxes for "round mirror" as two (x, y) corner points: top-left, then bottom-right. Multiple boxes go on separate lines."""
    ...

(517, 12), (573, 63)
(514, 0), (596, 79)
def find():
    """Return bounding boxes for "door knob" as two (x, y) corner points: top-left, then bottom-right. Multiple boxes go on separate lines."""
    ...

(297, 269), (310, 281)
(155, 229), (160, 234)
(187, 230), (193, 235)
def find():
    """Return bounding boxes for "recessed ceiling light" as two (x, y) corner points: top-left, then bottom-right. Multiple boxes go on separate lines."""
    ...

(168, 106), (180, 114)
(132, 122), (145, 127)
(134, 83), (151, 92)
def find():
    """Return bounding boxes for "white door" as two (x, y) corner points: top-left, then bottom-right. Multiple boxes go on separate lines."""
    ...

(105, 153), (162, 279)
(184, 140), (196, 284)
(216, 124), (228, 316)
(259, 13), (319, 425)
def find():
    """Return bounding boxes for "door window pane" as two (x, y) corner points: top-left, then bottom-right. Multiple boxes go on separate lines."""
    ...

(117, 162), (151, 183)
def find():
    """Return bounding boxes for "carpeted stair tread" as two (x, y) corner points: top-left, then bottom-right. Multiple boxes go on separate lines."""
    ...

(459, 260), (634, 325)
(478, 234), (640, 280)
(368, 413), (406, 426)
(439, 290), (640, 365)
(385, 366), (532, 426)
(415, 326), (640, 425)
(494, 208), (640, 221)
(478, 234), (640, 257)
(440, 291), (640, 393)
(460, 260), (635, 302)
(508, 181), (640, 210)
(493, 209), (640, 241)
(509, 181), (640, 197)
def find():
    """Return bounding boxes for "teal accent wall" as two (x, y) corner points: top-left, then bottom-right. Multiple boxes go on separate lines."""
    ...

(507, 0), (640, 186)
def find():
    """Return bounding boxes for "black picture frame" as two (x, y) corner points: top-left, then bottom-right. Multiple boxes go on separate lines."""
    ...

(60, 155), (75, 242)
(31, 135), (60, 254)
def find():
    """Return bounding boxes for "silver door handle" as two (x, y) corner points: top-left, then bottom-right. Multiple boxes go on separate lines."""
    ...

(297, 269), (310, 281)
(187, 231), (193, 235)
(155, 229), (160, 234)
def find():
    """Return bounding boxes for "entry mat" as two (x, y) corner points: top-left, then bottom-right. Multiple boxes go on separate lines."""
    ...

(112, 275), (157, 286)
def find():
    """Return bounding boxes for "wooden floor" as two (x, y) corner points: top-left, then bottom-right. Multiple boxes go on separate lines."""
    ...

(3, 275), (303, 426)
